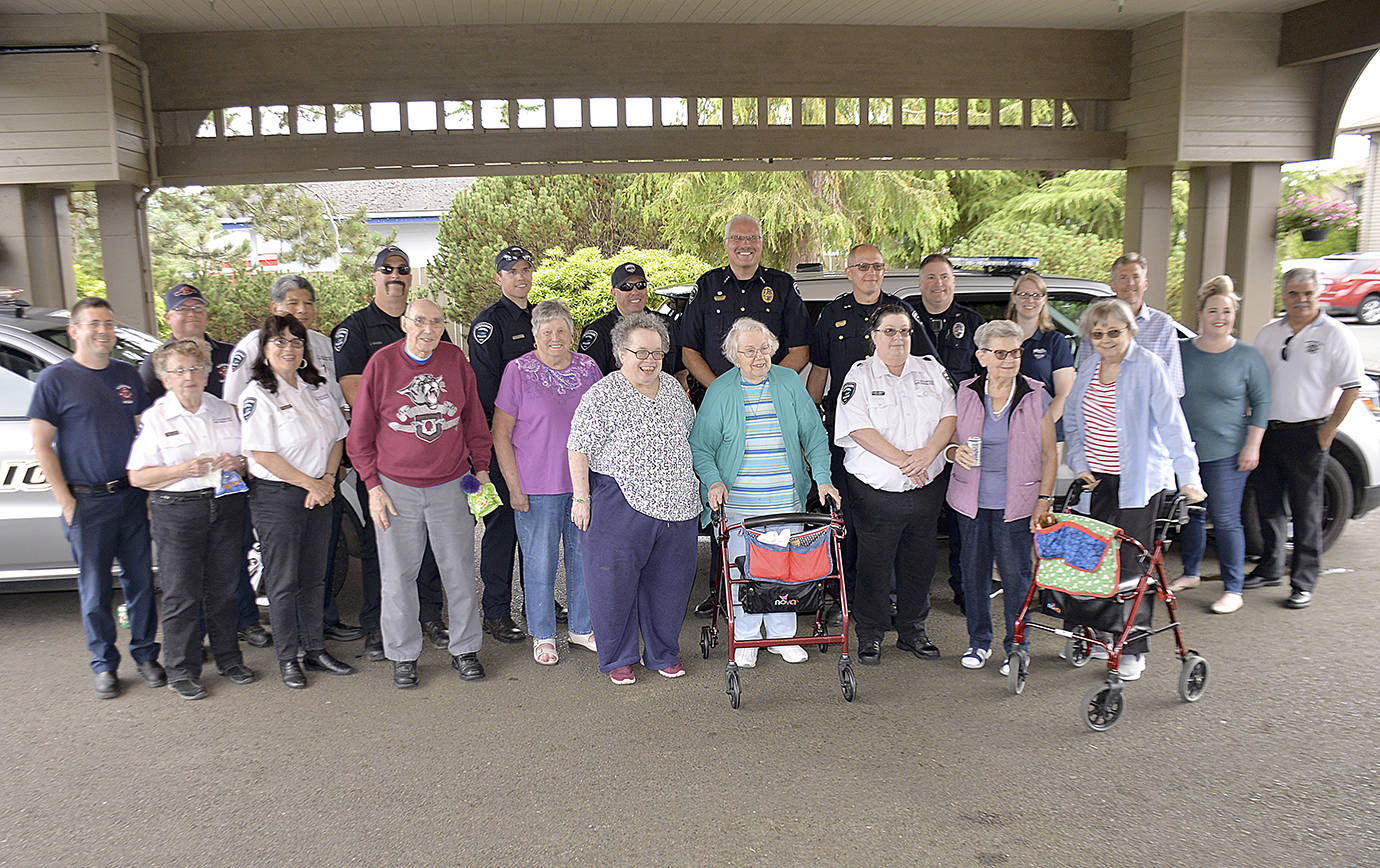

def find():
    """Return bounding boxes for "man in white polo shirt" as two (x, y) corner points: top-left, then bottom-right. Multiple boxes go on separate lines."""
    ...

(1248, 268), (1365, 609)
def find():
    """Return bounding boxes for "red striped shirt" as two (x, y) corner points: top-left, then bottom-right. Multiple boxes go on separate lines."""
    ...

(1083, 363), (1120, 473)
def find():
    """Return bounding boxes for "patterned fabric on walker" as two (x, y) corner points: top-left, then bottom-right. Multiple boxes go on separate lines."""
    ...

(1034, 514), (1121, 597)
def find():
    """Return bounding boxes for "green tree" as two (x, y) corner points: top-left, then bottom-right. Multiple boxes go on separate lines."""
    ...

(531, 247), (710, 325)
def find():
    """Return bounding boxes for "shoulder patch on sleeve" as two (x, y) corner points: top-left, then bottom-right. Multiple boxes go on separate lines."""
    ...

(578, 329), (598, 352)
(333, 327), (349, 352)
(472, 321), (494, 344)
(229, 349), (247, 371)
(241, 396), (256, 421)
(840, 382), (856, 404)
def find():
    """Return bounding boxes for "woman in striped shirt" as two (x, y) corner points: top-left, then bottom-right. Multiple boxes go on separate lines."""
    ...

(690, 318), (839, 669)
(1065, 299), (1205, 682)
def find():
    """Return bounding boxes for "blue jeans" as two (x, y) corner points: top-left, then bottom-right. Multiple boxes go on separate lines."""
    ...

(514, 494), (591, 640)
(1181, 455), (1249, 593)
(956, 509), (1033, 655)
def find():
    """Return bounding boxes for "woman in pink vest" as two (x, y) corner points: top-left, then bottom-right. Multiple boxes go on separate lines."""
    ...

(944, 319), (1058, 674)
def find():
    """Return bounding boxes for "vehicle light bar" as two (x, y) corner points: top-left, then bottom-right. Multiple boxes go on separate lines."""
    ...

(950, 256), (1040, 272)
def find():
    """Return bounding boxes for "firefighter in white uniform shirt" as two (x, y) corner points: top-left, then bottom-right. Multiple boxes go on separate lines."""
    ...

(833, 304), (957, 667)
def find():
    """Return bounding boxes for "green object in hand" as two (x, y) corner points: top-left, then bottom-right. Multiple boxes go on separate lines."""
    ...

(467, 482), (503, 519)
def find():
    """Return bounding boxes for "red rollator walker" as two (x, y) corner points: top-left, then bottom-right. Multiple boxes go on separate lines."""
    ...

(701, 501), (855, 709)
(1006, 479), (1210, 731)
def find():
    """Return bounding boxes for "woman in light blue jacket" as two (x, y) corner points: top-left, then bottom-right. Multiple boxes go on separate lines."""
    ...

(1065, 299), (1205, 682)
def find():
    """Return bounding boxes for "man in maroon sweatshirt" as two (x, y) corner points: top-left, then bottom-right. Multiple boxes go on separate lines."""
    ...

(346, 299), (493, 688)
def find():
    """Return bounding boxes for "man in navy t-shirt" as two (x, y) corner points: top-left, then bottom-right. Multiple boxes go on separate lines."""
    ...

(29, 297), (164, 699)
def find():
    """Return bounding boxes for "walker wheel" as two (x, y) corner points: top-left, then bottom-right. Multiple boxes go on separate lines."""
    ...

(1007, 652), (1027, 695)
(1082, 683), (1125, 732)
(1067, 630), (1092, 668)
(840, 664), (857, 702)
(699, 626), (712, 659)
(726, 669), (742, 709)
(1178, 654), (1209, 702)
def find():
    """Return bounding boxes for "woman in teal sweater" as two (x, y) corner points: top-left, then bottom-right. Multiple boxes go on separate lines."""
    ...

(689, 318), (839, 667)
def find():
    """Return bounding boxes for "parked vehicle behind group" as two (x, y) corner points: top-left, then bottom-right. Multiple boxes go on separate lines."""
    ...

(1316, 252), (1380, 325)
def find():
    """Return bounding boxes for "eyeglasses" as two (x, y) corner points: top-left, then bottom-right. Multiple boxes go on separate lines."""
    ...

(979, 347), (1023, 360)
(73, 320), (117, 331)
(162, 365), (207, 377)
(726, 234), (762, 243)
(405, 315), (446, 327)
(1089, 328), (1126, 341)
(616, 281), (648, 292)
(169, 303), (207, 314)
(847, 262), (885, 272)
(873, 327), (912, 338)
(376, 265), (411, 275)
(1013, 292), (1045, 300)
(737, 346), (772, 358)
(269, 337), (305, 349)
(622, 348), (666, 361)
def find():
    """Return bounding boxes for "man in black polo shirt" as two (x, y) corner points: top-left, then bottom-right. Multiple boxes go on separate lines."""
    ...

(468, 245), (547, 643)
(333, 245), (451, 660)
(579, 261), (685, 383)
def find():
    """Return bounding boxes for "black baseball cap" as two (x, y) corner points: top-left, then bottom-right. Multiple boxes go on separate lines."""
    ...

(611, 262), (647, 288)
(495, 246), (534, 272)
(373, 246), (410, 270)
(164, 283), (206, 310)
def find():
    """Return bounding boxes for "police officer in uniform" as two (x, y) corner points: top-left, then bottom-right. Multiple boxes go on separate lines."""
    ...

(903, 253), (986, 613)
(807, 244), (937, 614)
(468, 245), (550, 643)
(138, 283), (234, 402)
(579, 262), (685, 383)
(333, 245), (452, 660)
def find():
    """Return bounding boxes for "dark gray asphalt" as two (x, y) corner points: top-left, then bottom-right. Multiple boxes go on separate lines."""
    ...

(2, 514), (1378, 867)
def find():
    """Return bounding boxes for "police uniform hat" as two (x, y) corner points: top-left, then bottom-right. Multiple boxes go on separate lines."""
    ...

(611, 262), (647, 288)
(495, 246), (534, 272)
(373, 246), (410, 269)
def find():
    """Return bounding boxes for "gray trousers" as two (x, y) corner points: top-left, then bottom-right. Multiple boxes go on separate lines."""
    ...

(375, 474), (483, 662)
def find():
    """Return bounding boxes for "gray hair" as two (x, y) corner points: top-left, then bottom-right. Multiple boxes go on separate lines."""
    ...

(1111, 252), (1148, 279)
(530, 298), (574, 336)
(152, 337), (211, 374)
(1080, 298), (1139, 337)
(1282, 267), (1319, 291)
(974, 319), (1023, 349)
(271, 274), (315, 304)
(724, 213), (762, 240)
(721, 317), (779, 361)
(611, 311), (670, 358)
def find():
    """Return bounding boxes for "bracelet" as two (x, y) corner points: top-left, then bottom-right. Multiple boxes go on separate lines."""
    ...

(942, 444), (958, 463)
(572, 496), (590, 503)
(1038, 495), (1055, 502)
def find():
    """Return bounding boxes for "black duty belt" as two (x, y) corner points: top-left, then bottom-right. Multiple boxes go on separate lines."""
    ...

(1268, 418), (1325, 430)
(153, 487), (216, 500)
(69, 479), (130, 495)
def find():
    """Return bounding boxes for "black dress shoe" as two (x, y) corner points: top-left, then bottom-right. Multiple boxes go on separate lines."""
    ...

(555, 600), (569, 623)
(859, 639), (882, 665)
(364, 629), (386, 662)
(393, 660), (419, 688)
(1242, 572), (1282, 590)
(302, 650), (356, 676)
(421, 619), (450, 649)
(279, 660), (307, 689)
(136, 659), (167, 688)
(693, 591), (718, 618)
(218, 663), (256, 685)
(168, 679), (207, 701)
(94, 670), (120, 700)
(483, 616), (525, 644)
(452, 652), (485, 681)
(238, 624), (273, 648)
(898, 635), (941, 660)
(323, 622), (364, 642)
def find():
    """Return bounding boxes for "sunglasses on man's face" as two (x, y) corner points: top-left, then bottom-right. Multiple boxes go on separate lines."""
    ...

(616, 281), (648, 292)
(377, 265), (411, 275)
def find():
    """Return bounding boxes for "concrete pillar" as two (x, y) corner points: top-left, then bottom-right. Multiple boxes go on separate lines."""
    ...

(1224, 162), (1283, 340)
(0, 185), (76, 309)
(1123, 165), (1174, 312)
(1181, 165), (1232, 331)
(95, 183), (157, 333)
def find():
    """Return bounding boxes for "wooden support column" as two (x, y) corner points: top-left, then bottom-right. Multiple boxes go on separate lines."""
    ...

(1181, 164), (1232, 330)
(95, 183), (157, 333)
(1124, 165), (1174, 311)
(1224, 162), (1283, 338)
(0, 185), (75, 309)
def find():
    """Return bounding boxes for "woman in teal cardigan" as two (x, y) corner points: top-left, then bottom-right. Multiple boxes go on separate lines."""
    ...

(689, 318), (839, 667)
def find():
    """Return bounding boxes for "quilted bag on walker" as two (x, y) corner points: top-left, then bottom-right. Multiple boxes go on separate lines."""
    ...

(1033, 514), (1121, 597)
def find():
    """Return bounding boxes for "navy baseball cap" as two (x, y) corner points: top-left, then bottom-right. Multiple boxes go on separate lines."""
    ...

(164, 283), (206, 310)
(495, 246), (534, 272)
(373, 246), (409, 269)
(611, 262), (647, 288)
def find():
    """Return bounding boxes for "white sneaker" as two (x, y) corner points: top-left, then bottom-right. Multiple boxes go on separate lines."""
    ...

(960, 647), (991, 669)
(1090, 645), (1109, 660)
(767, 644), (808, 663)
(999, 653), (1028, 677)
(1117, 653), (1146, 681)
(734, 647), (758, 668)
(1210, 593), (1244, 614)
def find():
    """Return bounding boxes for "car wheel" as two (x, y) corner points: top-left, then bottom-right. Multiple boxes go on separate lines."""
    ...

(1357, 294), (1380, 326)
(1243, 453), (1353, 556)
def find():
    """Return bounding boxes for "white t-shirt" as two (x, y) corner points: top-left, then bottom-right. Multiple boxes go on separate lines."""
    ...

(224, 328), (345, 409)
(127, 392), (242, 492)
(833, 354), (957, 492)
(1254, 314), (1365, 422)
(238, 374), (348, 481)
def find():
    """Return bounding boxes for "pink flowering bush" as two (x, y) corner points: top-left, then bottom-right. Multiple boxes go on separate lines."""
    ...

(1276, 193), (1360, 236)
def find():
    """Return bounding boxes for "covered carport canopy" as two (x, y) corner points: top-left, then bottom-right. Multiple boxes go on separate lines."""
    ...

(1, 0), (1377, 335)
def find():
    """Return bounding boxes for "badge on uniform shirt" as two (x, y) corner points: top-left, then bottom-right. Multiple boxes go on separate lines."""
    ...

(472, 322), (493, 344)
(762, 288), (774, 304)
(230, 349), (247, 371)
(512, 333), (528, 341)
(840, 383), (856, 404)
(242, 397), (257, 421)
(333, 328), (349, 352)
(714, 294), (726, 302)
(116, 384), (134, 404)
(579, 330), (598, 352)
(1032, 347), (1047, 359)
(835, 320), (847, 328)
(952, 322), (965, 340)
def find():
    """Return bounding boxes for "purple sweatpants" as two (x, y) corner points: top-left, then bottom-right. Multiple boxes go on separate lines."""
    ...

(582, 472), (697, 673)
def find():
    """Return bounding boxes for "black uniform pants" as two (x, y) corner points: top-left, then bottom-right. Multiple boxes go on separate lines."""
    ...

(250, 480), (331, 662)
(1252, 424), (1327, 592)
(847, 473), (945, 644)
(480, 447), (524, 620)
(1088, 473), (1162, 656)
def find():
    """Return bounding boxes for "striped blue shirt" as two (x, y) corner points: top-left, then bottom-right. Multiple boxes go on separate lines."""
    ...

(725, 375), (798, 514)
